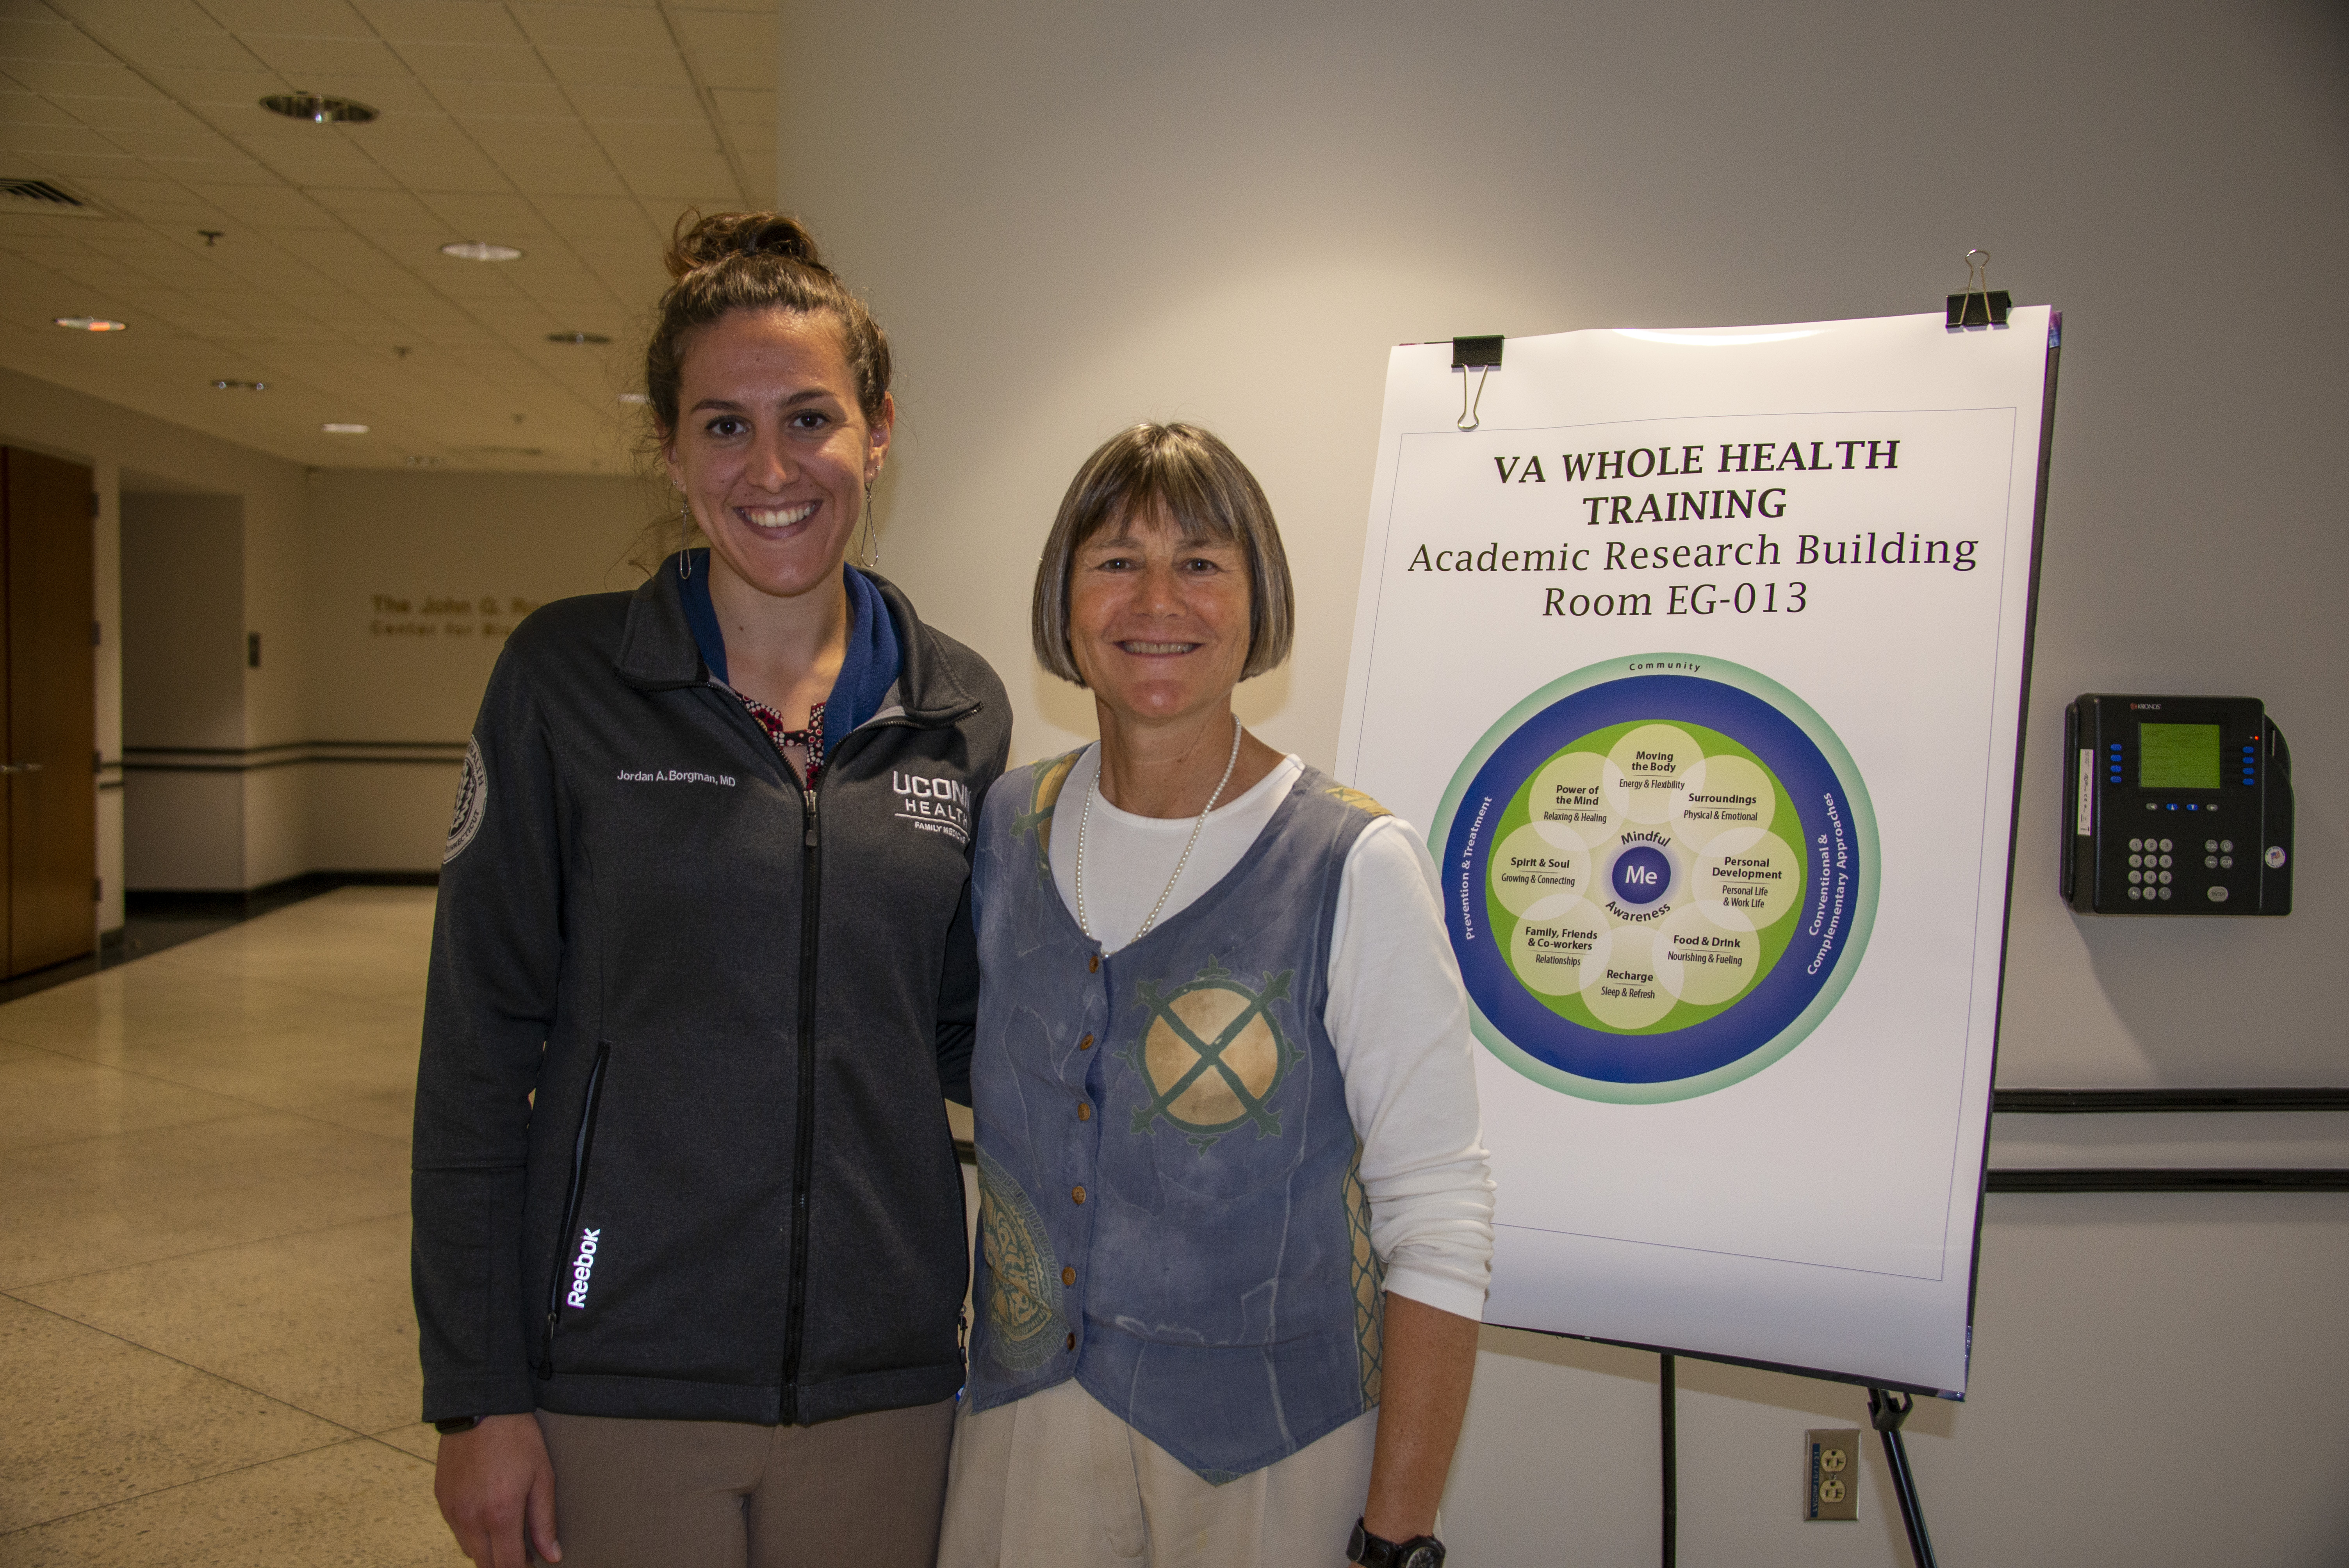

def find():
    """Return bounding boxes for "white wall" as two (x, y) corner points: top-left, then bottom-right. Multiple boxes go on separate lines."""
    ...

(781, 1), (2349, 1560)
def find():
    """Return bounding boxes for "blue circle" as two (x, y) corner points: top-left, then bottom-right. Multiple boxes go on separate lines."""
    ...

(1610, 845), (1673, 905)
(1442, 674), (1863, 1086)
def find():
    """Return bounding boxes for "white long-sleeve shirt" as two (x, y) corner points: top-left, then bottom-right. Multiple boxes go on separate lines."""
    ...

(1047, 745), (1495, 1321)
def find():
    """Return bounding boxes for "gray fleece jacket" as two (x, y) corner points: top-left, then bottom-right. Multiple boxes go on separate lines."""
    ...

(412, 565), (1009, 1427)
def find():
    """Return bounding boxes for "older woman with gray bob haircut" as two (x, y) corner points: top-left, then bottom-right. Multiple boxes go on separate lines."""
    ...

(943, 422), (1496, 1568)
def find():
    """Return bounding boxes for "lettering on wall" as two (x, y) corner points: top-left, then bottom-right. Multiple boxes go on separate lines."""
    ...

(368, 593), (544, 640)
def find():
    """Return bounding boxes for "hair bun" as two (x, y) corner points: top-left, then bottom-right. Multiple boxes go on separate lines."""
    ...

(664, 210), (828, 282)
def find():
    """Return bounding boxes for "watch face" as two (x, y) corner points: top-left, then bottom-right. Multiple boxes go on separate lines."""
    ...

(1401, 1547), (1444, 1568)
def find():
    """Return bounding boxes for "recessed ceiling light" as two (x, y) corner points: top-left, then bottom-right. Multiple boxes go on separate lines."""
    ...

(212, 379), (267, 391)
(55, 315), (126, 331)
(261, 93), (377, 124)
(547, 331), (611, 345)
(404, 455), (446, 467)
(617, 392), (649, 404)
(440, 241), (524, 262)
(321, 422), (369, 434)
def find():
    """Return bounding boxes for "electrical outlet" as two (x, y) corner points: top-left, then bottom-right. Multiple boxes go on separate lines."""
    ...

(1805, 1428), (1859, 1521)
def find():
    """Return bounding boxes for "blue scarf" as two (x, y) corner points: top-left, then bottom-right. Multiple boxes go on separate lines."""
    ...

(677, 552), (902, 736)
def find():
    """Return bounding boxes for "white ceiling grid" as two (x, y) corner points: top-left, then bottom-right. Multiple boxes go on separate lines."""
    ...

(0, 0), (777, 471)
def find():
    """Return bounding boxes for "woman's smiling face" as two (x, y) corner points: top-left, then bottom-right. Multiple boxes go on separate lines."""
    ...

(1067, 506), (1254, 727)
(662, 306), (891, 602)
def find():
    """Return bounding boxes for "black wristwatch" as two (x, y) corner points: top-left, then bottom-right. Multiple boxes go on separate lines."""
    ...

(433, 1416), (482, 1435)
(1347, 1517), (1445, 1568)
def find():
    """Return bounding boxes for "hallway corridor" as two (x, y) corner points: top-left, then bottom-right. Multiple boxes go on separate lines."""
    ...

(0, 888), (450, 1562)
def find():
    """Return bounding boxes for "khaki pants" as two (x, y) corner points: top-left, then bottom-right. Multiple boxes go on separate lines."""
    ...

(535, 1399), (956, 1568)
(939, 1379), (1378, 1568)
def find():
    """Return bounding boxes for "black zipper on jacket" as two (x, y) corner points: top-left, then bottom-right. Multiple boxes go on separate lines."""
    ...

(537, 1041), (611, 1380)
(779, 780), (822, 1423)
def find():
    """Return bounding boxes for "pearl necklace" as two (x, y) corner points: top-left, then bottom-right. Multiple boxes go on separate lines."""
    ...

(1074, 715), (1244, 947)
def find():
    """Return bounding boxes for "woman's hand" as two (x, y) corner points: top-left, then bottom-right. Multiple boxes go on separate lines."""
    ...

(1361, 1293), (1482, 1541)
(434, 1413), (561, 1567)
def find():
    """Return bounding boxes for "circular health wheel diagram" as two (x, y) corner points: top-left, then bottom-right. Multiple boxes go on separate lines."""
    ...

(1431, 655), (1878, 1103)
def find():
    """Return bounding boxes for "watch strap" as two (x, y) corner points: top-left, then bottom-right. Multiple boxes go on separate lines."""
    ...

(432, 1415), (482, 1434)
(1348, 1517), (1446, 1568)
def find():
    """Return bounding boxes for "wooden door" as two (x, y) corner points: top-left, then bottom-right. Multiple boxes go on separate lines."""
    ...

(3, 448), (96, 977)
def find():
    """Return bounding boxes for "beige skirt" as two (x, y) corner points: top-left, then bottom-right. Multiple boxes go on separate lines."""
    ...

(938, 1378), (1378, 1568)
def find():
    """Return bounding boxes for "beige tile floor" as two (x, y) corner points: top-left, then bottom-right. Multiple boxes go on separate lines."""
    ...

(0, 887), (456, 1564)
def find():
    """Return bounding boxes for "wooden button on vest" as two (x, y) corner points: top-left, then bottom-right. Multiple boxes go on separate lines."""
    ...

(1088, 953), (1100, 973)
(1072, 1185), (1086, 1204)
(1077, 1102), (1092, 1121)
(1062, 1266), (1076, 1286)
(1078, 1033), (1094, 1051)
(1065, 1332), (1077, 1350)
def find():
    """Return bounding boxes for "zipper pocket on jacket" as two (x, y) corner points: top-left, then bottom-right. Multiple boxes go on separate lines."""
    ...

(537, 1041), (611, 1381)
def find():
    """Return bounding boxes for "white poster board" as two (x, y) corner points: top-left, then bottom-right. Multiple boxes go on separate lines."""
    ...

(1336, 310), (2056, 1395)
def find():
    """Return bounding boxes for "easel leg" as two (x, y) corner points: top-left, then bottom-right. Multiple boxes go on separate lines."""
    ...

(1659, 1354), (1676, 1568)
(1867, 1387), (1939, 1568)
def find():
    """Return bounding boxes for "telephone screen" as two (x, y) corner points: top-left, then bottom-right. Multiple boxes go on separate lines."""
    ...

(2139, 723), (2221, 790)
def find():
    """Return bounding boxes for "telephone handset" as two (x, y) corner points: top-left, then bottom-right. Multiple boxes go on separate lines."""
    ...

(2062, 695), (2292, 915)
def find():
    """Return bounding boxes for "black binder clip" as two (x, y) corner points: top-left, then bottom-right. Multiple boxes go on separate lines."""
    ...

(1453, 335), (1503, 430)
(1945, 248), (2011, 330)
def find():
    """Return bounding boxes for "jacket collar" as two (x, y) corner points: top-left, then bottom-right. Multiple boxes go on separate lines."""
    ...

(614, 555), (978, 726)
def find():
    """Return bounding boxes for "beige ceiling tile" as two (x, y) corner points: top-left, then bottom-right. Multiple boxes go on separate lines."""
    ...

(353, 0), (527, 45)
(669, 0), (765, 10)
(724, 118), (770, 151)
(141, 68), (289, 106)
(0, 89), (80, 125)
(561, 80), (695, 120)
(392, 40), (549, 81)
(186, 183), (342, 226)
(48, 0), (225, 33)
(305, 184), (438, 225)
(461, 113), (591, 156)
(541, 45), (685, 87)
(0, 57), (150, 95)
(199, 0), (374, 39)
(11, 146), (149, 179)
(90, 28), (265, 71)
(486, 146), (626, 197)
(364, 141), (511, 192)
(607, 145), (731, 196)
(146, 154), (282, 184)
(706, 86), (765, 121)
(59, 94), (212, 132)
(0, 18), (115, 65)
(672, 9), (769, 89)
(0, 119), (113, 153)
(591, 117), (713, 152)
(241, 34), (408, 77)
(99, 126), (244, 159)
(511, 5), (670, 51)
(422, 189), (549, 236)
(531, 193), (652, 238)
(428, 77), (569, 118)
(248, 137), (401, 185)
(62, 174), (199, 207)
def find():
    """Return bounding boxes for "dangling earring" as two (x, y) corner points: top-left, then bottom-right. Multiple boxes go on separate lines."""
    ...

(676, 494), (694, 579)
(857, 478), (880, 569)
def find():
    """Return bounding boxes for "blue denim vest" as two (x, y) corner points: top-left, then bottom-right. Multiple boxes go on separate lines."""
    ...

(967, 752), (1393, 1482)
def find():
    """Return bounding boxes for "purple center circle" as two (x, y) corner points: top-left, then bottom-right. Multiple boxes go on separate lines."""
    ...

(1611, 845), (1672, 905)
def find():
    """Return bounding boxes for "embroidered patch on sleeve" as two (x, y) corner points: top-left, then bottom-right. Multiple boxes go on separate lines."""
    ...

(443, 737), (487, 864)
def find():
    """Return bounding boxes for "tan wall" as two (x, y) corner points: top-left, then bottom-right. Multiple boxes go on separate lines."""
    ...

(303, 469), (651, 870)
(781, 0), (2349, 1559)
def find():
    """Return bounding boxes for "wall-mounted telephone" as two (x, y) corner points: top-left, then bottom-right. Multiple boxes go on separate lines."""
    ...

(2063, 695), (2292, 915)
